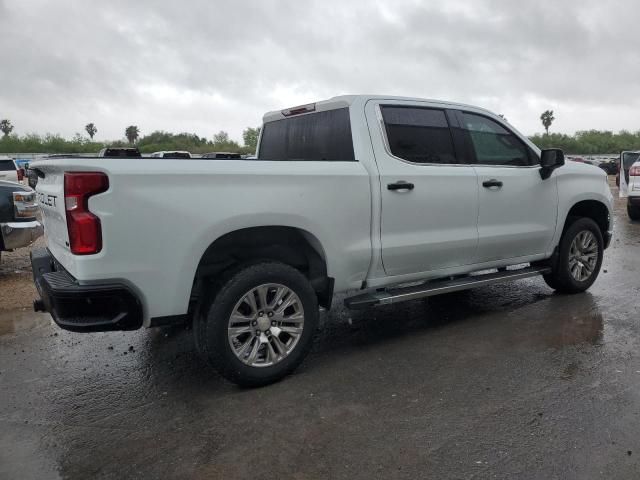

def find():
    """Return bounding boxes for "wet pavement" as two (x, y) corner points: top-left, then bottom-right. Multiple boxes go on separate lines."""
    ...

(2, 183), (640, 479)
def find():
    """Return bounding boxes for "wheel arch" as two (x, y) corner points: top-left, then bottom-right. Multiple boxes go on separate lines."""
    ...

(563, 200), (610, 240)
(191, 226), (333, 310)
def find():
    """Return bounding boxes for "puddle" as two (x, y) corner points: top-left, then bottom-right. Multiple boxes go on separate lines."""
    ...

(541, 309), (604, 348)
(0, 309), (52, 336)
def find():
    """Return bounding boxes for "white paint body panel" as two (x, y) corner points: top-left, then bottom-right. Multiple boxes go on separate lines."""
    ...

(473, 166), (558, 262)
(625, 161), (640, 200)
(32, 95), (614, 325)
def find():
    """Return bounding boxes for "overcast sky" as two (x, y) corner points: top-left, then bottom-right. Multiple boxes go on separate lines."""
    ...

(0, 0), (638, 143)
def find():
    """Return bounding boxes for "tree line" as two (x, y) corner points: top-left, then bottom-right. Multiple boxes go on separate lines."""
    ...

(0, 111), (638, 155)
(0, 119), (261, 155)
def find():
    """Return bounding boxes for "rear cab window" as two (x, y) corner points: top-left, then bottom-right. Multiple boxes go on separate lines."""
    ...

(259, 108), (355, 161)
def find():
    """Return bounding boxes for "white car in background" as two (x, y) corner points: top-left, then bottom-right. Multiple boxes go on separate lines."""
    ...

(150, 151), (192, 159)
(618, 151), (639, 198)
(626, 159), (640, 220)
(0, 156), (21, 183)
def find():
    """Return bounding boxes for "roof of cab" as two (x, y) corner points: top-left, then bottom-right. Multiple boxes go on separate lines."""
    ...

(262, 94), (497, 123)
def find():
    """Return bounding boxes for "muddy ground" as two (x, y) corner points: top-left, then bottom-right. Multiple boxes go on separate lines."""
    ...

(1, 179), (640, 479)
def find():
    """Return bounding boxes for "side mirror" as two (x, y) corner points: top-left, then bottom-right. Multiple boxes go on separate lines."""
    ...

(539, 148), (564, 179)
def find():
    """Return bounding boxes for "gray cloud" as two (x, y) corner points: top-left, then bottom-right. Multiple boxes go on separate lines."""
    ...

(0, 0), (638, 142)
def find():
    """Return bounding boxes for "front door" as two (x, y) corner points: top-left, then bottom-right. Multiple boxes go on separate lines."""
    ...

(455, 111), (558, 263)
(365, 101), (479, 277)
(619, 151), (640, 198)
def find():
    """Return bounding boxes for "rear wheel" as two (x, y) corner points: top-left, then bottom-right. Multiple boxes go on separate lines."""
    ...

(543, 217), (603, 294)
(194, 261), (318, 387)
(628, 203), (640, 221)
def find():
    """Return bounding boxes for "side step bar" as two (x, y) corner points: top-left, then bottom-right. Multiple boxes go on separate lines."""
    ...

(344, 266), (551, 310)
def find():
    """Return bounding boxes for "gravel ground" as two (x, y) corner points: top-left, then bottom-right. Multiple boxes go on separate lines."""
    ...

(0, 235), (44, 311)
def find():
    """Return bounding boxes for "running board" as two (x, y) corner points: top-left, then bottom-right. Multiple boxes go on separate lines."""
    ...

(344, 266), (551, 310)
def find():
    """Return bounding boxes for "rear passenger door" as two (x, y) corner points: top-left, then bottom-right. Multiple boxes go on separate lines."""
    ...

(455, 111), (558, 263)
(366, 101), (479, 277)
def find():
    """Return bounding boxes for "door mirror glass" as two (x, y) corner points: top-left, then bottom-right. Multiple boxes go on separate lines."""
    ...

(540, 148), (564, 168)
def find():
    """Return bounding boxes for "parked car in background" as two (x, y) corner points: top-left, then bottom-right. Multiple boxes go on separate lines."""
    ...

(98, 147), (142, 158)
(0, 156), (22, 183)
(150, 151), (191, 158)
(31, 95), (613, 387)
(625, 160), (640, 220)
(598, 159), (618, 175)
(0, 180), (42, 260)
(26, 166), (38, 189)
(202, 152), (242, 159)
(618, 151), (640, 197)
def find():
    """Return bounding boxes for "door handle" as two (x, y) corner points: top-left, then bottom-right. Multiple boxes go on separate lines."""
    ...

(482, 179), (503, 188)
(387, 181), (415, 191)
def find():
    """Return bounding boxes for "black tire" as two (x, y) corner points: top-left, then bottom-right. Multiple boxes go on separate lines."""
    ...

(628, 203), (640, 221)
(194, 261), (318, 387)
(543, 217), (603, 294)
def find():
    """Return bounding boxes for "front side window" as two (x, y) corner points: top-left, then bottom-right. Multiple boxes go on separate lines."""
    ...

(461, 113), (533, 166)
(381, 106), (457, 164)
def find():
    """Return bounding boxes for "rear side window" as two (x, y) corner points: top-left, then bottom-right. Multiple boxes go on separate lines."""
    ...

(461, 113), (534, 166)
(259, 108), (355, 161)
(380, 106), (457, 164)
(0, 160), (15, 171)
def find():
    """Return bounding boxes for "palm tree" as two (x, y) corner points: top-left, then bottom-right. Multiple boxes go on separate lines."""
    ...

(125, 125), (140, 144)
(540, 110), (555, 135)
(85, 123), (97, 140)
(0, 119), (14, 137)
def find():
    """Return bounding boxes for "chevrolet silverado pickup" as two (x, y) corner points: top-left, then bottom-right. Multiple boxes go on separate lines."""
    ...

(30, 95), (614, 386)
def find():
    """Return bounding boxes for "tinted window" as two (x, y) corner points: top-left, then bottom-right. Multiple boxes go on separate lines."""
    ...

(103, 148), (141, 158)
(622, 152), (639, 170)
(203, 153), (241, 159)
(381, 106), (457, 164)
(461, 113), (533, 166)
(259, 108), (355, 161)
(163, 152), (190, 159)
(0, 160), (15, 171)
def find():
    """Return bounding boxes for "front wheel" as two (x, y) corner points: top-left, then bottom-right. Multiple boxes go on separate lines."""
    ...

(543, 217), (603, 294)
(194, 261), (318, 387)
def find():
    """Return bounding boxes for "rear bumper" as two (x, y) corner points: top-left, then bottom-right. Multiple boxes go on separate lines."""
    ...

(628, 196), (640, 207)
(31, 248), (143, 332)
(1, 220), (43, 250)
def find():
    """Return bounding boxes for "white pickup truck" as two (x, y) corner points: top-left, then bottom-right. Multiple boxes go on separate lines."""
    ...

(31, 95), (613, 386)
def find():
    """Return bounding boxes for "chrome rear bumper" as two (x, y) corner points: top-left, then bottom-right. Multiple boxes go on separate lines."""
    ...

(1, 220), (43, 250)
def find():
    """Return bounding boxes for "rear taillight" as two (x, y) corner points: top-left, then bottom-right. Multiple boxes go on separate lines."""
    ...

(630, 166), (640, 177)
(64, 172), (109, 255)
(17, 168), (24, 181)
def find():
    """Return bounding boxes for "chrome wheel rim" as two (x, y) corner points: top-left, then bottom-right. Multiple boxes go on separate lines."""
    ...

(568, 230), (598, 282)
(227, 284), (305, 368)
